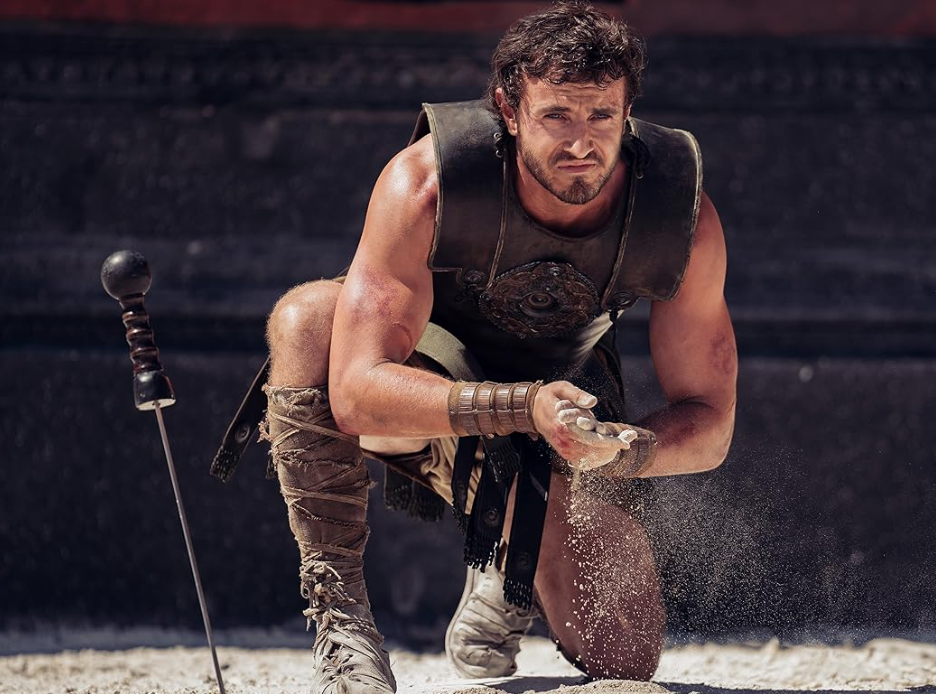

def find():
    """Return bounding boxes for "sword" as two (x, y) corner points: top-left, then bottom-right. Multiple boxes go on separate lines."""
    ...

(101, 250), (226, 694)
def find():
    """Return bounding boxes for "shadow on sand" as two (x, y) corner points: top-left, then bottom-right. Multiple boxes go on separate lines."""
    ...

(447, 681), (936, 694)
(663, 685), (936, 694)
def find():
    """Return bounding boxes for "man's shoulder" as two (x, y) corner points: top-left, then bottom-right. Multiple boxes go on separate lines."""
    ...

(355, 134), (438, 265)
(379, 133), (438, 213)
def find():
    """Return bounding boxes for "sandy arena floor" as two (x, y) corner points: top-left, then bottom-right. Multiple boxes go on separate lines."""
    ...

(2, 635), (934, 694)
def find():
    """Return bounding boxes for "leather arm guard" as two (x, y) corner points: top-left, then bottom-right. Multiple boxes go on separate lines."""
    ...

(448, 380), (542, 437)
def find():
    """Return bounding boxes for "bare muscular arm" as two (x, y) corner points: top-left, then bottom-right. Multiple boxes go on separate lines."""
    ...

(328, 136), (455, 438)
(636, 192), (738, 476)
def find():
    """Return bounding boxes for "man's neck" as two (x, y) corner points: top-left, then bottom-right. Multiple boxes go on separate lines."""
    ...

(513, 154), (628, 237)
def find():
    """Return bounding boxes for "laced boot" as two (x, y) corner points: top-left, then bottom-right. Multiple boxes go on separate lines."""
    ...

(263, 384), (396, 694)
(445, 563), (535, 678)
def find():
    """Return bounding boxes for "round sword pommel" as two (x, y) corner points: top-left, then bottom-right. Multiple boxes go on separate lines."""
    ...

(101, 249), (152, 300)
(101, 250), (176, 411)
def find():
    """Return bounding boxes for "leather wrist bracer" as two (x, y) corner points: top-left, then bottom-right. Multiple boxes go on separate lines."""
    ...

(448, 380), (542, 437)
(600, 425), (658, 478)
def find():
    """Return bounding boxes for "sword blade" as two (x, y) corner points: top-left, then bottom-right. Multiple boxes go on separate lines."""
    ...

(154, 403), (226, 694)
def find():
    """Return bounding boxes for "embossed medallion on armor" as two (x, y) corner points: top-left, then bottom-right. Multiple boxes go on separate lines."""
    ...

(477, 261), (601, 338)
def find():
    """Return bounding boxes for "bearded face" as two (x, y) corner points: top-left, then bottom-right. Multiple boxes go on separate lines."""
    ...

(516, 132), (618, 205)
(505, 77), (629, 206)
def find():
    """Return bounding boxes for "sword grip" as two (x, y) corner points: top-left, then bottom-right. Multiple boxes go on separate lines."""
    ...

(101, 250), (176, 411)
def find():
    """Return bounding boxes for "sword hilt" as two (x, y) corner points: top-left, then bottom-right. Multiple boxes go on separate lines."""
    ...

(101, 250), (176, 411)
(100, 250), (224, 694)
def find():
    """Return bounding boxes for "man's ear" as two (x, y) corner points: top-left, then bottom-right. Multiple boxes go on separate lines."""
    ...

(495, 87), (519, 137)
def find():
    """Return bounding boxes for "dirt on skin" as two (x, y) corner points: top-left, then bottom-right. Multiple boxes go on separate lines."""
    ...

(2, 635), (935, 694)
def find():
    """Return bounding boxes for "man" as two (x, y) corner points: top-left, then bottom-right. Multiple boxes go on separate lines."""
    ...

(257, 2), (736, 691)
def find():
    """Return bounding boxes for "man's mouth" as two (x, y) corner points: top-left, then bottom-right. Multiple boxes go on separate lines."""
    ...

(556, 161), (597, 172)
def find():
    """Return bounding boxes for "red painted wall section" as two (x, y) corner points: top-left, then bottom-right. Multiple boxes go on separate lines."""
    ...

(1, 0), (936, 35)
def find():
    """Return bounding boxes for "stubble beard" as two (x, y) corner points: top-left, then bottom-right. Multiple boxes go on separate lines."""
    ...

(517, 139), (619, 206)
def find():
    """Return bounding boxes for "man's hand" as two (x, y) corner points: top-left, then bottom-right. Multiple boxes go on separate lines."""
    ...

(532, 381), (638, 471)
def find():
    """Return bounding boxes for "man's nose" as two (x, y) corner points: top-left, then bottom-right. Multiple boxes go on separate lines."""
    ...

(565, 121), (593, 159)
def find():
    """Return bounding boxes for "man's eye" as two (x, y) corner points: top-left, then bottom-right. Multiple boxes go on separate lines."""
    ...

(545, 113), (566, 120)
(592, 114), (612, 120)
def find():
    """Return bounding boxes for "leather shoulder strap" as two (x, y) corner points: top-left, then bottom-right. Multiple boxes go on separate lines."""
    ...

(414, 322), (486, 381)
(609, 117), (703, 303)
(410, 100), (505, 288)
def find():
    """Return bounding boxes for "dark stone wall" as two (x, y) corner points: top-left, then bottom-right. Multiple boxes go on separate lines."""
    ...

(1, 23), (935, 646)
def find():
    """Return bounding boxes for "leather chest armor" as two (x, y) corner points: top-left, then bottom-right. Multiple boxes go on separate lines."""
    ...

(409, 100), (702, 381)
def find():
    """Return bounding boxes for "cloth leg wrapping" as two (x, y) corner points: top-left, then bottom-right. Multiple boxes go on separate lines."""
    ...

(261, 384), (395, 693)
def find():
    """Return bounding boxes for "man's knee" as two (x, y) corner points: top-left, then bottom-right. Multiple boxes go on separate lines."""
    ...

(589, 644), (661, 682)
(267, 280), (341, 346)
(572, 621), (662, 681)
(267, 280), (342, 386)
(547, 598), (663, 681)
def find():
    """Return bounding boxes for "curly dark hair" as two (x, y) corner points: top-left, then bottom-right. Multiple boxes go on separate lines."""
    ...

(486, 1), (646, 132)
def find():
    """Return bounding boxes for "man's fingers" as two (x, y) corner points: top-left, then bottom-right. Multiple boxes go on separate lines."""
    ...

(553, 383), (598, 410)
(565, 424), (606, 447)
(565, 424), (628, 448)
(557, 408), (591, 425)
(619, 429), (638, 444)
(575, 392), (598, 409)
(550, 390), (639, 450)
(600, 423), (637, 443)
(558, 411), (635, 447)
(556, 408), (602, 428)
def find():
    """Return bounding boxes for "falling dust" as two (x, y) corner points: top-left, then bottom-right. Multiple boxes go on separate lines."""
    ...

(551, 362), (663, 674)
(567, 359), (771, 639)
(562, 468), (664, 676)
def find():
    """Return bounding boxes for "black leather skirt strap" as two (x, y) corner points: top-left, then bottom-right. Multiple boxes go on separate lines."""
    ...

(210, 356), (270, 482)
